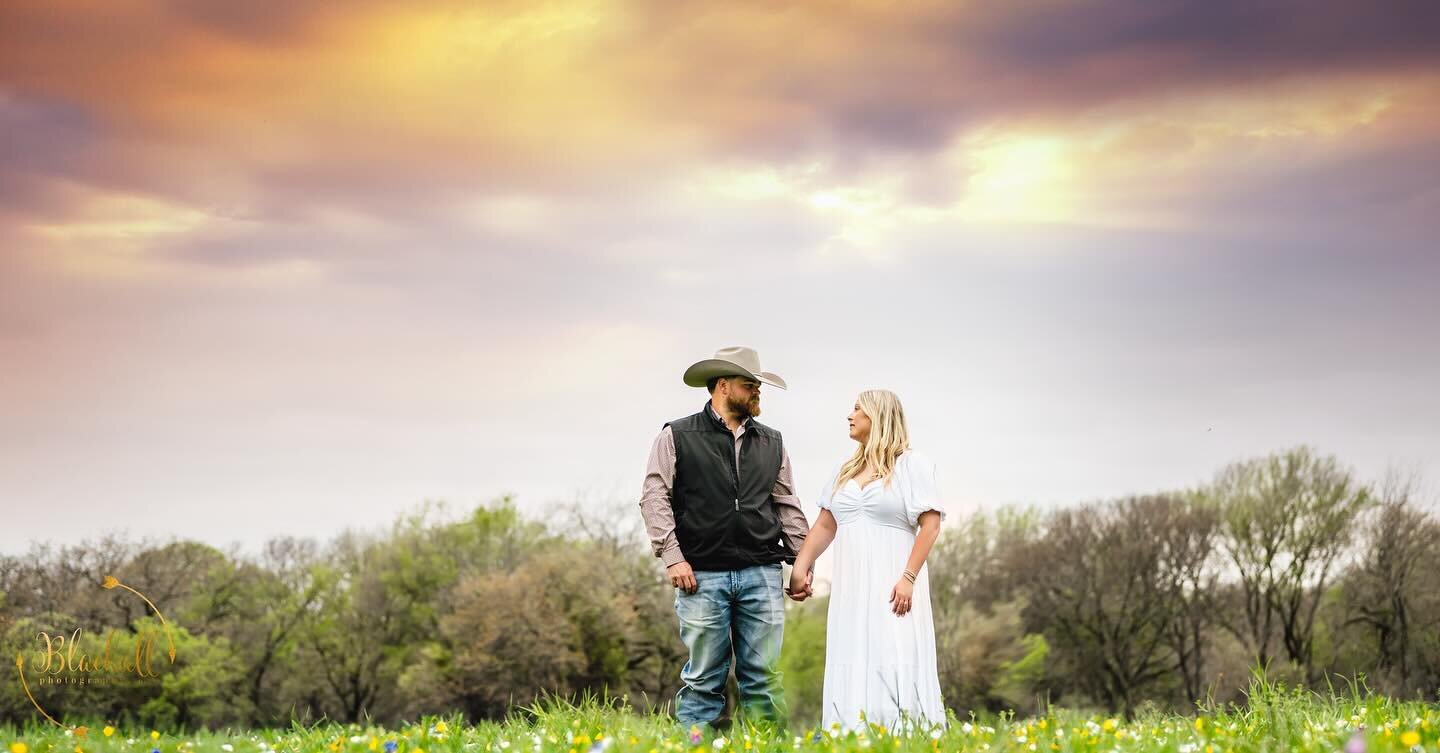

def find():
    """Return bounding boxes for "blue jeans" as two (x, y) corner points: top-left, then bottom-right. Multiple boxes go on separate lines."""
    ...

(674, 563), (788, 727)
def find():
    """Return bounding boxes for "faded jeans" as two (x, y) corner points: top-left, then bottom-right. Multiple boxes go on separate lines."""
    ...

(674, 563), (788, 728)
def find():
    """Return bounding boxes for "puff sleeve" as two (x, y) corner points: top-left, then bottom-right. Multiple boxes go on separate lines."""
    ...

(816, 462), (842, 511)
(903, 451), (947, 528)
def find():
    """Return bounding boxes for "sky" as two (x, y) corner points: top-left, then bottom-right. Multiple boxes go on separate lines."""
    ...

(2, 0), (1439, 558)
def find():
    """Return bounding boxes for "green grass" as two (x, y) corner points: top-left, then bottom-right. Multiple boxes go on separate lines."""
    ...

(3, 680), (1437, 753)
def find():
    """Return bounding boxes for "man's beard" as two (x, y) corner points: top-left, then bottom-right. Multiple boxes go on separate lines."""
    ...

(728, 394), (761, 418)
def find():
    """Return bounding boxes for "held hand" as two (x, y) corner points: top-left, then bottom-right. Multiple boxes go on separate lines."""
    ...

(785, 568), (813, 601)
(888, 577), (915, 616)
(783, 564), (817, 601)
(667, 561), (698, 594)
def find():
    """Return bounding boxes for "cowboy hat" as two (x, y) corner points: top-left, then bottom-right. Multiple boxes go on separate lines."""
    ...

(683, 346), (788, 390)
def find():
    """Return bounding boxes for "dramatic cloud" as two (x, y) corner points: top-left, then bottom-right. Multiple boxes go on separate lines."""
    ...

(1, 0), (1437, 554)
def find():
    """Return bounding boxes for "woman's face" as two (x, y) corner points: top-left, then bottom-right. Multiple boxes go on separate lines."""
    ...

(847, 401), (871, 443)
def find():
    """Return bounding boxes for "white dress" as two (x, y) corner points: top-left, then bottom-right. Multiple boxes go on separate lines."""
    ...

(816, 450), (947, 733)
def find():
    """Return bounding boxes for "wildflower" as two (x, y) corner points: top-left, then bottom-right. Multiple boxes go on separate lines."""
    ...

(434, 724), (447, 735)
(688, 728), (702, 746)
(75, 747), (84, 753)
(1102, 719), (1117, 732)
(9, 743), (26, 753)
(385, 742), (399, 753)
(1195, 718), (1205, 733)
(1345, 729), (1366, 753)
(104, 729), (115, 739)
(585, 741), (613, 753)
(1400, 731), (1420, 747)
(370, 739), (379, 752)
(222, 746), (234, 752)
(153, 733), (162, 742)
(710, 738), (726, 750)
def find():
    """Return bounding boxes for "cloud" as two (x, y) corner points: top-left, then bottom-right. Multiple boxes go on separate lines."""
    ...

(5, 0), (1437, 203)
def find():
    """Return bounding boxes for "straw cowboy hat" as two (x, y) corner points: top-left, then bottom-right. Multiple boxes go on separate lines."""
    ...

(683, 346), (788, 390)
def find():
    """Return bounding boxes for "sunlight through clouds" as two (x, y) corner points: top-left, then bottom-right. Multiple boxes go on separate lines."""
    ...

(957, 133), (1073, 225)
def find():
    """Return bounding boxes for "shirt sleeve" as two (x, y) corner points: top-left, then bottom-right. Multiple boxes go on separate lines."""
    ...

(904, 451), (947, 528)
(772, 444), (810, 559)
(639, 426), (687, 567)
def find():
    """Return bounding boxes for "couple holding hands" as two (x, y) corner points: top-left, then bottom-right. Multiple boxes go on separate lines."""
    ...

(639, 347), (947, 733)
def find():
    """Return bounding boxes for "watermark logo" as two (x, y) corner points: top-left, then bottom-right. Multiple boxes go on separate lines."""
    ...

(13, 575), (178, 732)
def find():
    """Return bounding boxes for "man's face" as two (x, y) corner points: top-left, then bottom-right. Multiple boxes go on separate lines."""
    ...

(724, 377), (762, 418)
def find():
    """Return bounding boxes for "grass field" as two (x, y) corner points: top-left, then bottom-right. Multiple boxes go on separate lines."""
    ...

(4, 680), (1436, 753)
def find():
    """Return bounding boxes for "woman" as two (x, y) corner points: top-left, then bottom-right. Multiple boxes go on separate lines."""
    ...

(788, 389), (947, 732)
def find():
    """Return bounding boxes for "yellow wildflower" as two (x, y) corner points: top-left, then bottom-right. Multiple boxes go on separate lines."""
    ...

(1195, 718), (1205, 733)
(1102, 719), (1117, 732)
(10, 743), (26, 753)
(152, 732), (161, 741)
(103, 729), (115, 739)
(433, 723), (446, 735)
(1400, 731), (1420, 747)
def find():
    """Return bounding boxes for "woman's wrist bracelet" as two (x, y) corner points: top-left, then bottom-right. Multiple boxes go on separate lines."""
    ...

(902, 569), (917, 583)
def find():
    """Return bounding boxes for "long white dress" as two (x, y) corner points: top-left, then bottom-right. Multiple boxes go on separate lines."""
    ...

(817, 450), (948, 733)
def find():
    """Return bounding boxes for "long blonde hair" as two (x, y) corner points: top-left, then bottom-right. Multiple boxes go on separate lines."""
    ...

(836, 389), (910, 489)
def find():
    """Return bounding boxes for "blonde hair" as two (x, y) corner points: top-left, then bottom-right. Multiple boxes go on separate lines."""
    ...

(836, 389), (910, 489)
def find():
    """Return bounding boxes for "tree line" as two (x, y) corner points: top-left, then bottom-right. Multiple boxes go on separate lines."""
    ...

(1, 445), (1436, 729)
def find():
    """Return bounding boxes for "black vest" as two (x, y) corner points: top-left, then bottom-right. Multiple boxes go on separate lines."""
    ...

(666, 403), (791, 571)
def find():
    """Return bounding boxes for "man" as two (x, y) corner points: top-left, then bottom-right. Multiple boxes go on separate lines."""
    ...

(639, 346), (812, 730)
